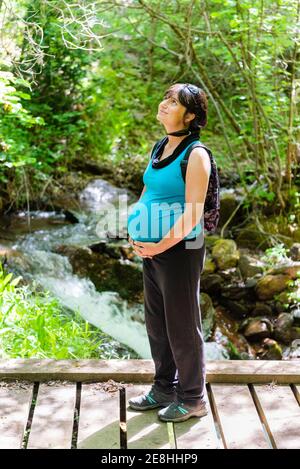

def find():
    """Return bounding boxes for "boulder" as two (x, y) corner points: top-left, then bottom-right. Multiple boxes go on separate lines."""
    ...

(204, 341), (230, 360)
(238, 254), (264, 279)
(255, 274), (291, 300)
(221, 283), (255, 302)
(268, 262), (300, 279)
(212, 308), (256, 358)
(273, 312), (294, 344)
(292, 307), (300, 326)
(242, 317), (273, 342)
(200, 292), (216, 340)
(201, 273), (224, 295)
(289, 243), (300, 261)
(282, 339), (300, 360)
(220, 299), (249, 319)
(257, 338), (283, 360)
(211, 239), (240, 270)
(251, 302), (273, 317)
(0, 247), (32, 272)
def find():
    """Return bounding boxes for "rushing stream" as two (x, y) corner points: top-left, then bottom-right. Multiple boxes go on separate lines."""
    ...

(0, 178), (229, 360)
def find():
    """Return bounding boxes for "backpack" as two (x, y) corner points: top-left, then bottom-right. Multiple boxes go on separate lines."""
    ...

(180, 142), (220, 234)
(151, 138), (220, 234)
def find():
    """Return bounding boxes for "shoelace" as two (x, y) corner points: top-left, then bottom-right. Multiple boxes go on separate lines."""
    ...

(166, 402), (189, 415)
(146, 390), (157, 404)
(176, 403), (189, 415)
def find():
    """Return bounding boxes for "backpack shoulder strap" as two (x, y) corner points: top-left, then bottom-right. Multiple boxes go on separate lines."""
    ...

(180, 142), (213, 182)
(182, 142), (212, 160)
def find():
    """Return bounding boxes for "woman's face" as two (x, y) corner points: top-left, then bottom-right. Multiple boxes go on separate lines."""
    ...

(156, 85), (195, 129)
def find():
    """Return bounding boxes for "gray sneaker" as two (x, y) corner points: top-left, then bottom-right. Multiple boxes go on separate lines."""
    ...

(128, 385), (175, 411)
(158, 401), (208, 422)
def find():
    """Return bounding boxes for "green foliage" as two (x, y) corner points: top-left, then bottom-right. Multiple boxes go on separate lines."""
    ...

(0, 0), (299, 215)
(261, 243), (290, 266)
(261, 244), (300, 311)
(0, 0), (95, 189)
(287, 274), (300, 308)
(23, 1), (93, 171)
(0, 70), (45, 182)
(82, 51), (163, 163)
(225, 340), (242, 360)
(0, 71), (43, 126)
(0, 263), (133, 359)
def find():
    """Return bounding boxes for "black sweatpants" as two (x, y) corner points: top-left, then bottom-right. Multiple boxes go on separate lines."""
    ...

(142, 235), (206, 407)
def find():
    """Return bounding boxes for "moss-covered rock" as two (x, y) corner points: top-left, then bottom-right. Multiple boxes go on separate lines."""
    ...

(200, 292), (216, 340)
(257, 338), (283, 360)
(202, 256), (216, 274)
(255, 274), (291, 300)
(211, 239), (240, 270)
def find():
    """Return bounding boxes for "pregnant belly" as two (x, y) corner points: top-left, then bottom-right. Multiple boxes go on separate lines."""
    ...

(127, 200), (183, 242)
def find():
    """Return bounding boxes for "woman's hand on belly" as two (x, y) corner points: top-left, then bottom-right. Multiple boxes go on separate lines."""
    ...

(128, 236), (165, 258)
(128, 236), (153, 258)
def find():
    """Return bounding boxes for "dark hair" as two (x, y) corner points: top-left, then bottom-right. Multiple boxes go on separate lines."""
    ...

(164, 83), (208, 137)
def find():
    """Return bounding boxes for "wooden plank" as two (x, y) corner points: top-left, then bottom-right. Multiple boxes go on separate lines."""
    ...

(207, 360), (300, 384)
(211, 384), (269, 449)
(126, 385), (171, 449)
(174, 390), (220, 449)
(0, 359), (300, 383)
(0, 359), (154, 382)
(254, 384), (300, 449)
(78, 384), (171, 449)
(0, 381), (33, 449)
(77, 382), (120, 449)
(27, 383), (76, 449)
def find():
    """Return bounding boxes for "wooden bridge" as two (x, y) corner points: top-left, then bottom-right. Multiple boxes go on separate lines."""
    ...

(0, 359), (299, 449)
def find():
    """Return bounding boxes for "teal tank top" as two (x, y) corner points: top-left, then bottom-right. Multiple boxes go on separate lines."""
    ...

(127, 140), (211, 242)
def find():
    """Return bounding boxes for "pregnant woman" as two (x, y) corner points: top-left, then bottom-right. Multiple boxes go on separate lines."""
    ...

(127, 83), (211, 423)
